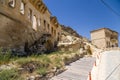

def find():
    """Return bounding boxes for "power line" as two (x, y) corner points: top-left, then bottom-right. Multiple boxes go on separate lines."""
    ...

(105, 63), (120, 80)
(100, 0), (120, 17)
(100, 0), (120, 46)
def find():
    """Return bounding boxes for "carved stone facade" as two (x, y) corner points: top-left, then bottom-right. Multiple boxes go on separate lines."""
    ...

(91, 28), (118, 49)
(0, 0), (61, 52)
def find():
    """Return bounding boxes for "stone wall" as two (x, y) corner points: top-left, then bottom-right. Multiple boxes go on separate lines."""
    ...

(91, 28), (119, 49)
(59, 42), (81, 52)
(0, 0), (61, 53)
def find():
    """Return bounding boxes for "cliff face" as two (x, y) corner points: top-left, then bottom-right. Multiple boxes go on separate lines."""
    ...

(59, 25), (84, 45)
(58, 25), (93, 55)
(61, 25), (82, 38)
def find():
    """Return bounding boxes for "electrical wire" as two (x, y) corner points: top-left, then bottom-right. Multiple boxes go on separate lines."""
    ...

(100, 0), (120, 16)
(100, 0), (120, 46)
(105, 63), (120, 80)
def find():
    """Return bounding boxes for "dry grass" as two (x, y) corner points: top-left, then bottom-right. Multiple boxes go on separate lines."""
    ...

(0, 49), (82, 79)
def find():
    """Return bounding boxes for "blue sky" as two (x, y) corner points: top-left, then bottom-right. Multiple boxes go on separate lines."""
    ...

(43, 0), (120, 42)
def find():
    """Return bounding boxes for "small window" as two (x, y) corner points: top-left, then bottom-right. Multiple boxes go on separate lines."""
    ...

(44, 20), (46, 27)
(44, 20), (46, 30)
(47, 24), (49, 32)
(54, 30), (56, 36)
(8, 0), (15, 8)
(38, 19), (41, 26)
(28, 9), (32, 21)
(47, 24), (49, 29)
(20, 1), (25, 14)
(32, 15), (37, 31)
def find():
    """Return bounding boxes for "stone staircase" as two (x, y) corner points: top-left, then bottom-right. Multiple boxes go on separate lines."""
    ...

(51, 56), (95, 80)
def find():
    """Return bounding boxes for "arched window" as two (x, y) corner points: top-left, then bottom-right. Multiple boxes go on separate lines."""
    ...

(20, 1), (25, 14)
(8, 0), (15, 8)
(44, 20), (46, 28)
(38, 19), (41, 26)
(32, 15), (37, 31)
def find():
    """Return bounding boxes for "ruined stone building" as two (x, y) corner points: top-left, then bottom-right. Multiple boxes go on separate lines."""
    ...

(0, 0), (61, 53)
(91, 28), (119, 49)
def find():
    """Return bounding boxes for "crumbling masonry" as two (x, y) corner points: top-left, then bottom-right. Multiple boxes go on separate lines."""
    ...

(0, 0), (61, 54)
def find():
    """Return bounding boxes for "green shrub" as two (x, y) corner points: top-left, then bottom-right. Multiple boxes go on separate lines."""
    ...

(36, 67), (47, 75)
(40, 55), (51, 67)
(0, 69), (24, 80)
(0, 48), (12, 65)
(16, 57), (32, 65)
(53, 56), (63, 68)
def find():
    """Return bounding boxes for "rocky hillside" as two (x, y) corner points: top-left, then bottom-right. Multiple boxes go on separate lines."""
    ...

(58, 25), (90, 55)
(61, 25), (82, 38)
(59, 25), (89, 45)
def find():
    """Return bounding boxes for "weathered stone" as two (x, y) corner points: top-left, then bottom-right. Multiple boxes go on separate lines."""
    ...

(0, 64), (16, 70)
(0, 0), (61, 54)
(91, 28), (118, 49)
(34, 75), (42, 80)
(46, 72), (54, 78)
(29, 76), (35, 80)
